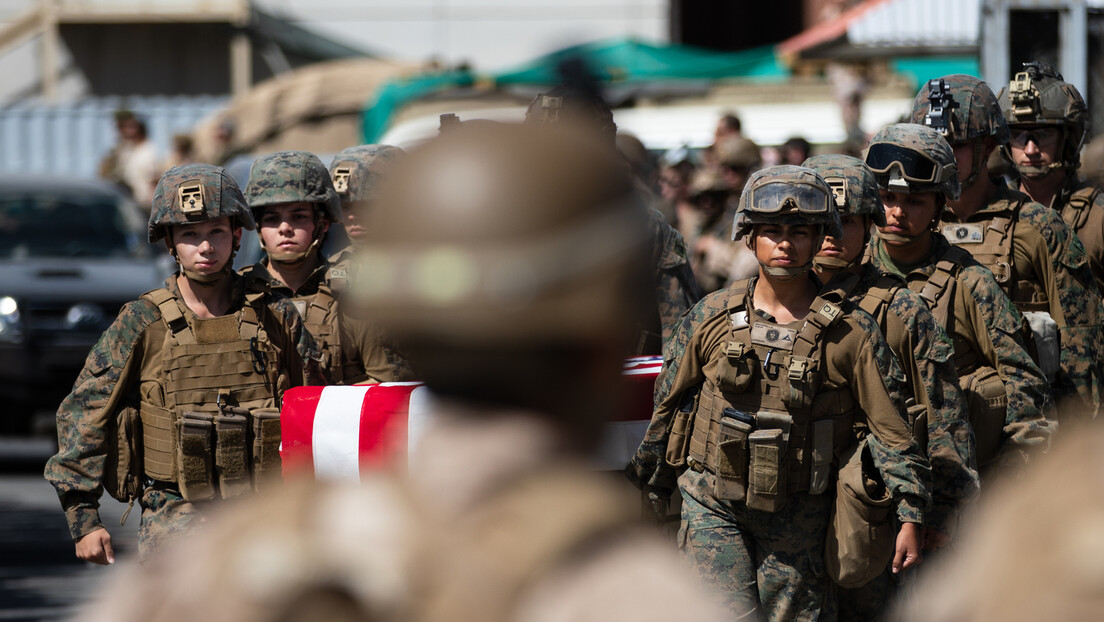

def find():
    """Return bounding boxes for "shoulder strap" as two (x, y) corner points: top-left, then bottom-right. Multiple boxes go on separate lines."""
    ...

(141, 288), (193, 345)
(918, 259), (961, 329)
(1064, 185), (1098, 231)
(857, 274), (901, 321)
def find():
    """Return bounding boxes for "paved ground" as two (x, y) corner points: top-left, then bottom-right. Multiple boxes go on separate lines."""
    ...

(0, 443), (139, 622)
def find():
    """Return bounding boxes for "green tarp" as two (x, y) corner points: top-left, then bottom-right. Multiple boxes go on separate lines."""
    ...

(361, 38), (789, 143)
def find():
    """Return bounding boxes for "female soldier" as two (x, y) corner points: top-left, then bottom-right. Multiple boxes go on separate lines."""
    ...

(45, 164), (323, 563)
(629, 165), (931, 620)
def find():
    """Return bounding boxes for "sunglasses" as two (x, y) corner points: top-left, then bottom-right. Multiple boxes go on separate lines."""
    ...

(1009, 127), (1061, 149)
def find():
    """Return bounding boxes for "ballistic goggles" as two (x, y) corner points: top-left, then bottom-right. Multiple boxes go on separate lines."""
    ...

(744, 180), (831, 215)
(1009, 126), (1061, 149)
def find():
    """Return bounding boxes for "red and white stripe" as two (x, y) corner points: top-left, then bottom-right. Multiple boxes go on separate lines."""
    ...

(281, 356), (662, 480)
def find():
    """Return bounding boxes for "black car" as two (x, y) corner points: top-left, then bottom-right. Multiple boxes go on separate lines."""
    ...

(0, 176), (170, 434)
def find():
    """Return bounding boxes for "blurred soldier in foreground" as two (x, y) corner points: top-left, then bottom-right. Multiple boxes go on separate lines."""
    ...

(998, 62), (1104, 293)
(866, 123), (1055, 477)
(896, 423), (1104, 622)
(242, 151), (409, 385)
(45, 164), (322, 563)
(526, 86), (701, 353)
(806, 154), (977, 620)
(911, 74), (1104, 421)
(629, 165), (932, 620)
(80, 124), (730, 622)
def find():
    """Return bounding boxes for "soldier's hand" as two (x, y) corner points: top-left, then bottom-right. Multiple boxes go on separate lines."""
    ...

(892, 522), (923, 574)
(75, 527), (114, 565)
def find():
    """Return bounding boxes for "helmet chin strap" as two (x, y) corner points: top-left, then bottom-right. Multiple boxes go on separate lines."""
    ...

(1016, 160), (1066, 178)
(170, 240), (238, 286)
(268, 238), (322, 266)
(959, 141), (986, 190)
(812, 255), (856, 274)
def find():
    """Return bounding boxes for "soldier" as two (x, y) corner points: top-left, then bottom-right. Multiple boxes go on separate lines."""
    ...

(997, 62), (1104, 293)
(865, 123), (1056, 477)
(805, 154), (978, 620)
(628, 165), (932, 620)
(327, 144), (405, 262)
(525, 86), (701, 353)
(911, 74), (1104, 421)
(242, 150), (409, 385)
(44, 163), (323, 564)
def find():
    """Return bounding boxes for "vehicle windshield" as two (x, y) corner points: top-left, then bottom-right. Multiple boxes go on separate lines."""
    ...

(0, 193), (144, 259)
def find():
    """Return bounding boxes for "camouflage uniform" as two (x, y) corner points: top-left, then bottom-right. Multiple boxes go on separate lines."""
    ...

(912, 75), (1104, 420)
(629, 167), (931, 621)
(243, 150), (411, 384)
(996, 62), (1104, 295)
(44, 164), (323, 559)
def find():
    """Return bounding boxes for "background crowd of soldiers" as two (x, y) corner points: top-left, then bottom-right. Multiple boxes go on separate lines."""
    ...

(39, 60), (1104, 622)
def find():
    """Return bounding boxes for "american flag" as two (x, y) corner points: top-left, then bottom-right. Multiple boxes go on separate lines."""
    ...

(280, 356), (662, 480)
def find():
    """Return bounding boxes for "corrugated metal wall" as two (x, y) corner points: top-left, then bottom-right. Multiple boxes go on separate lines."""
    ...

(0, 96), (228, 180)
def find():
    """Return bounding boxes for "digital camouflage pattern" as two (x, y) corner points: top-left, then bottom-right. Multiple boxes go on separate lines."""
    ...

(871, 233), (1057, 469)
(628, 278), (931, 620)
(997, 62), (1089, 172)
(646, 205), (703, 350)
(328, 144), (405, 205)
(941, 185), (1104, 420)
(148, 163), (255, 243)
(240, 260), (413, 384)
(802, 154), (887, 225)
(866, 123), (961, 200)
(244, 150), (342, 222)
(732, 165), (843, 241)
(44, 275), (323, 553)
(909, 74), (1011, 145)
(679, 468), (835, 620)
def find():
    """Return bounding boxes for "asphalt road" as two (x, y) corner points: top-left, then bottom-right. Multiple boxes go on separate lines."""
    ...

(0, 441), (139, 622)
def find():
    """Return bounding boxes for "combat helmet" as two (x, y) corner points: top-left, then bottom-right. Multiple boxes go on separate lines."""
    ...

(525, 85), (618, 145)
(865, 123), (960, 244)
(733, 165), (841, 278)
(149, 163), (254, 281)
(244, 150), (341, 263)
(328, 144), (405, 206)
(910, 75), (1008, 188)
(998, 61), (1090, 176)
(353, 123), (648, 432)
(802, 154), (884, 273)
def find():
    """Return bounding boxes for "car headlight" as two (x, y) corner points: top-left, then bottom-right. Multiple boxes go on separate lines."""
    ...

(0, 296), (24, 343)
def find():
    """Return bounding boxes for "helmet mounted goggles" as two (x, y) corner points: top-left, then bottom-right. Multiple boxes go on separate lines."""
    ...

(864, 142), (954, 193)
(745, 179), (831, 215)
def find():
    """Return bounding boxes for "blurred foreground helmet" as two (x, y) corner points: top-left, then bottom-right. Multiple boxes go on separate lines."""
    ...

(715, 137), (762, 170)
(732, 165), (841, 241)
(910, 74), (1010, 146)
(245, 150), (342, 224)
(865, 123), (961, 200)
(148, 163), (254, 243)
(329, 144), (405, 207)
(998, 61), (1090, 175)
(525, 86), (617, 144)
(354, 124), (648, 420)
(802, 154), (886, 226)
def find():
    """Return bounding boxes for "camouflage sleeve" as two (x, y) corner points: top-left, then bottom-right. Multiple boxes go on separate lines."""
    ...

(1018, 203), (1104, 417)
(43, 300), (157, 540)
(890, 288), (978, 535)
(848, 309), (932, 525)
(269, 297), (326, 388)
(965, 266), (1057, 465)
(648, 207), (703, 342)
(626, 292), (725, 493)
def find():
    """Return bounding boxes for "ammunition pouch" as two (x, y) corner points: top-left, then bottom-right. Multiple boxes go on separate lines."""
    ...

(825, 439), (894, 588)
(665, 388), (699, 469)
(103, 402), (144, 503)
(251, 408), (283, 492)
(745, 410), (792, 512)
(177, 411), (216, 502)
(1021, 311), (1060, 384)
(711, 409), (753, 501)
(215, 407), (251, 498)
(961, 366), (1007, 467)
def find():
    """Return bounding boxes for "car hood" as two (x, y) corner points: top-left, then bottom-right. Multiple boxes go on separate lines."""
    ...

(0, 257), (167, 302)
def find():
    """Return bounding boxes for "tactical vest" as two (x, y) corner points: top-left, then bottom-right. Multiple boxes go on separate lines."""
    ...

(940, 199), (1049, 313)
(1061, 185), (1098, 233)
(907, 252), (1007, 467)
(677, 280), (857, 512)
(291, 280), (355, 384)
(138, 288), (284, 501)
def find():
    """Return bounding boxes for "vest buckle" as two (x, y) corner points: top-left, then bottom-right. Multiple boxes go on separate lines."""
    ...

(788, 358), (809, 380)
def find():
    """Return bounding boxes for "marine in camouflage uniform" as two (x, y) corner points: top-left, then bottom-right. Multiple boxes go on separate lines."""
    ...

(866, 123), (1056, 476)
(805, 154), (978, 621)
(44, 164), (323, 563)
(911, 74), (1104, 421)
(629, 166), (932, 621)
(242, 150), (410, 384)
(997, 62), (1104, 295)
(525, 86), (702, 353)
